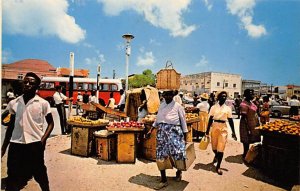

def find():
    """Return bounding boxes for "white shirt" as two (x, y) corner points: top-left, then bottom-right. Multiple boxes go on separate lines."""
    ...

(196, 101), (209, 112)
(7, 95), (51, 144)
(153, 100), (188, 133)
(53, 91), (67, 104)
(118, 93), (126, 105)
(89, 95), (98, 103)
(137, 107), (148, 122)
(107, 98), (115, 109)
(289, 99), (300, 106)
(173, 95), (182, 105)
(209, 103), (233, 121)
(77, 94), (83, 102)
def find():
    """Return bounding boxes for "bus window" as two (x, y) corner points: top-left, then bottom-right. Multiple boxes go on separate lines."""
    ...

(83, 83), (88, 90)
(47, 82), (55, 89)
(92, 84), (97, 90)
(73, 82), (77, 90)
(88, 84), (93, 90)
(111, 84), (118, 91)
(102, 84), (109, 91)
(78, 83), (83, 90)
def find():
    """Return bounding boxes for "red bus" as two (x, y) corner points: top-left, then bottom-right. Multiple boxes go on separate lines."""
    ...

(38, 76), (123, 106)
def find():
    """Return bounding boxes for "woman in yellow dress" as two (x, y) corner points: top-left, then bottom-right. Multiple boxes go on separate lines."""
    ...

(206, 91), (237, 175)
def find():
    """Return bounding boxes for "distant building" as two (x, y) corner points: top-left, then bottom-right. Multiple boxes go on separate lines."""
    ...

(181, 72), (242, 98)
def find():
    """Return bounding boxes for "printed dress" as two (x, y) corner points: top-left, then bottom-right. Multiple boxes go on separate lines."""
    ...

(156, 123), (186, 161)
(239, 100), (261, 144)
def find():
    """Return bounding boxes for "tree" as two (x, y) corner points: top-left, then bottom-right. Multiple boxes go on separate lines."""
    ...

(129, 69), (155, 89)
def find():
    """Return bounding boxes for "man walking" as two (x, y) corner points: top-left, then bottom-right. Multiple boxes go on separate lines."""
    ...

(1, 72), (54, 191)
(53, 85), (72, 134)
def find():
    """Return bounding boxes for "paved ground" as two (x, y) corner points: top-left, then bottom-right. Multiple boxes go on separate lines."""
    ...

(1, 108), (298, 191)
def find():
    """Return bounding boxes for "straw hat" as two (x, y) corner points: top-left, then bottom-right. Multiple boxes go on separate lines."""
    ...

(200, 93), (209, 100)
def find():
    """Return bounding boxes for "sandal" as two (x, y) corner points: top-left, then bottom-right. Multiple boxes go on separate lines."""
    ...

(216, 168), (223, 175)
(154, 182), (168, 190)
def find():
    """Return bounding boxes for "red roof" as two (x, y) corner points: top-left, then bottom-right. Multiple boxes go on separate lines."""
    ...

(3, 59), (56, 71)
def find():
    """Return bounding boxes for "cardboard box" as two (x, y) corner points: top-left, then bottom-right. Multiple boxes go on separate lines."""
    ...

(71, 126), (102, 157)
(116, 133), (136, 163)
(174, 142), (196, 171)
(95, 134), (116, 161)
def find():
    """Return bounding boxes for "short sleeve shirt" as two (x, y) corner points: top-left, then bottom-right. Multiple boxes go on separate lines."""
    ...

(7, 95), (52, 144)
(53, 91), (67, 104)
(196, 101), (209, 112)
(209, 103), (232, 121)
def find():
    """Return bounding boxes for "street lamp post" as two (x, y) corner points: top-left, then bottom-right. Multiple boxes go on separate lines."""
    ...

(122, 33), (134, 91)
(96, 64), (101, 101)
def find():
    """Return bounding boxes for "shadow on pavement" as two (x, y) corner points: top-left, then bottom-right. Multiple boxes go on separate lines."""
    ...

(1, 177), (7, 190)
(224, 154), (244, 164)
(59, 148), (72, 155)
(193, 162), (228, 174)
(129, 173), (189, 191)
(241, 166), (294, 190)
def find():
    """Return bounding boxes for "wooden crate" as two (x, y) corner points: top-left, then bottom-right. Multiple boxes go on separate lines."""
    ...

(142, 125), (157, 161)
(95, 134), (116, 161)
(71, 126), (103, 157)
(186, 124), (193, 142)
(116, 132), (136, 163)
(156, 68), (181, 90)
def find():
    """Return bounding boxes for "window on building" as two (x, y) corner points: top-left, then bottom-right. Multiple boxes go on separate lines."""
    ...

(225, 83), (228, 87)
(217, 82), (220, 86)
(17, 74), (23, 80)
(233, 84), (236, 88)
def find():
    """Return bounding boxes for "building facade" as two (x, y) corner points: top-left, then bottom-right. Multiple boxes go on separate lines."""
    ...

(181, 72), (242, 98)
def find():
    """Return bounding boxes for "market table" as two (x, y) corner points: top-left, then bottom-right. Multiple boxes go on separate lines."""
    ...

(107, 126), (145, 163)
(186, 117), (200, 142)
(68, 122), (107, 157)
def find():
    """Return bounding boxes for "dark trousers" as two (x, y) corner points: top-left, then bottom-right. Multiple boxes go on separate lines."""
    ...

(119, 104), (125, 112)
(6, 142), (49, 191)
(56, 103), (67, 134)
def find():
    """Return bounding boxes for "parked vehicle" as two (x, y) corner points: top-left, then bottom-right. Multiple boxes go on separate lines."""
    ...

(270, 101), (300, 117)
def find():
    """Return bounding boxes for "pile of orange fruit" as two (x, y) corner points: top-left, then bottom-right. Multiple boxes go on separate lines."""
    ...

(256, 120), (300, 136)
(185, 113), (199, 121)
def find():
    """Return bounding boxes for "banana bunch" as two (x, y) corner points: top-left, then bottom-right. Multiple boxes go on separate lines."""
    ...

(256, 120), (300, 136)
(68, 116), (109, 126)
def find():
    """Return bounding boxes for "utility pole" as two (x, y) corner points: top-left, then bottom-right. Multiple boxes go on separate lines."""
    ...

(113, 70), (116, 79)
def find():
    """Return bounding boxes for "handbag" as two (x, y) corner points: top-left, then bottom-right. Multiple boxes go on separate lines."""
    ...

(199, 136), (210, 150)
(245, 144), (261, 164)
(1, 110), (11, 126)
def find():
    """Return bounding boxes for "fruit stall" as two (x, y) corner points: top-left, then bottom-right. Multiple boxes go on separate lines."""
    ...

(256, 120), (300, 182)
(67, 116), (110, 157)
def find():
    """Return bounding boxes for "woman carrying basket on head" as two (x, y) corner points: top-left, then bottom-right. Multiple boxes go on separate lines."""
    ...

(146, 89), (188, 190)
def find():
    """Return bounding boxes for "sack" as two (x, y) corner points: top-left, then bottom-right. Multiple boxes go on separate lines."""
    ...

(174, 142), (196, 171)
(199, 136), (210, 150)
(260, 110), (270, 117)
(156, 156), (174, 170)
(245, 144), (261, 164)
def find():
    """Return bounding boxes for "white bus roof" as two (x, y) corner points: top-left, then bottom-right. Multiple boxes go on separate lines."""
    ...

(41, 76), (122, 84)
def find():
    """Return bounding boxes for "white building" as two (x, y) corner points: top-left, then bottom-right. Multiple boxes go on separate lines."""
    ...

(181, 72), (242, 98)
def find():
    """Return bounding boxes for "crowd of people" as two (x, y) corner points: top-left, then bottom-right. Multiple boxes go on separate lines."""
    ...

(1, 71), (300, 190)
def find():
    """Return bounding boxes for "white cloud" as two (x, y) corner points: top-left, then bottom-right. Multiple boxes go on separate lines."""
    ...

(97, 0), (197, 37)
(203, 0), (213, 11)
(85, 53), (106, 66)
(3, 0), (86, 43)
(226, 0), (267, 38)
(149, 39), (162, 46)
(137, 51), (155, 67)
(195, 55), (209, 67)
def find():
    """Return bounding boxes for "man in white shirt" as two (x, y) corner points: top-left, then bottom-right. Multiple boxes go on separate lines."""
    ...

(1, 72), (54, 191)
(117, 89), (126, 111)
(6, 88), (15, 103)
(53, 85), (72, 134)
(76, 92), (83, 115)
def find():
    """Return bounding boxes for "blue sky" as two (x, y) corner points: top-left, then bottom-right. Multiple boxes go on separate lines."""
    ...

(2, 0), (300, 86)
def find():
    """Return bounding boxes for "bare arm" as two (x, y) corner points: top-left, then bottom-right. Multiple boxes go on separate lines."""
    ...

(228, 118), (237, 140)
(41, 113), (54, 148)
(205, 116), (214, 135)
